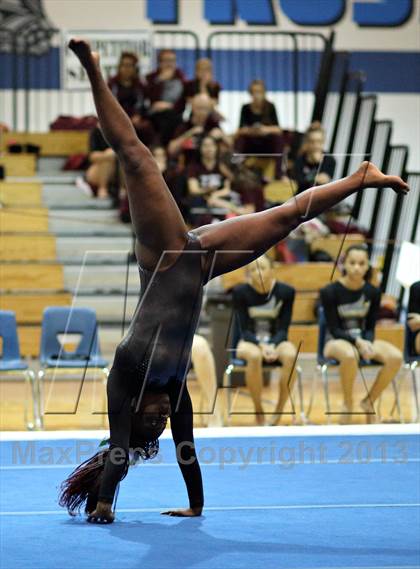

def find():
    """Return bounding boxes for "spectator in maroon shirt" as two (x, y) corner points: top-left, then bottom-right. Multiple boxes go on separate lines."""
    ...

(168, 93), (229, 166)
(235, 79), (284, 178)
(146, 49), (186, 146)
(184, 58), (224, 122)
(152, 145), (190, 222)
(108, 52), (155, 146)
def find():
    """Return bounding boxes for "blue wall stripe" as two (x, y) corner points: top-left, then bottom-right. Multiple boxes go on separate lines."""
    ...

(350, 51), (420, 93)
(0, 48), (418, 93)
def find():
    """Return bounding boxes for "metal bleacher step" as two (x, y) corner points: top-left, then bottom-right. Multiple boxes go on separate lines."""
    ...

(42, 184), (113, 209)
(55, 235), (134, 263)
(48, 209), (132, 236)
(63, 264), (140, 292)
(38, 173), (80, 184)
(72, 293), (139, 323)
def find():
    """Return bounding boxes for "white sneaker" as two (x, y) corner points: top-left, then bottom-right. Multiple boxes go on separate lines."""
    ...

(76, 176), (93, 197)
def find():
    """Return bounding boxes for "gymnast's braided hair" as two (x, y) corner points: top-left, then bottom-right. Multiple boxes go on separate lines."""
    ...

(58, 436), (159, 516)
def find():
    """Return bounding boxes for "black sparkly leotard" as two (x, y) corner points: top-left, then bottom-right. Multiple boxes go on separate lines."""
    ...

(97, 231), (207, 508)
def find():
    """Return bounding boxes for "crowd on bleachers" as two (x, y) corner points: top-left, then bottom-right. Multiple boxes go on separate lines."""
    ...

(72, 49), (371, 263)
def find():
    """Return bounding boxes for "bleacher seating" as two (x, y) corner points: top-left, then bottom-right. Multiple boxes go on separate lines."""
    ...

(0, 131), (89, 156)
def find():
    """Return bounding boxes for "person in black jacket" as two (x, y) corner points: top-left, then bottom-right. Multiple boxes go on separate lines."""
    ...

(293, 123), (336, 194)
(234, 80), (284, 178)
(320, 245), (403, 423)
(232, 255), (297, 425)
(407, 280), (420, 354)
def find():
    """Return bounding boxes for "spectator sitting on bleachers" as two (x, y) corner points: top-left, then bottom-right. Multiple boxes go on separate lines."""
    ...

(407, 280), (420, 355)
(168, 93), (228, 165)
(187, 135), (250, 224)
(234, 79), (284, 178)
(119, 145), (190, 224)
(77, 126), (119, 200)
(191, 334), (223, 427)
(184, 58), (224, 122)
(187, 135), (233, 224)
(232, 254), (297, 426)
(108, 51), (155, 146)
(151, 145), (190, 223)
(293, 122), (336, 194)
(146, 49), (186, 146)
(320, 244), (403, 423)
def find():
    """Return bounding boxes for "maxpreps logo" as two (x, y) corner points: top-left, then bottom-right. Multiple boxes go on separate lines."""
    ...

(146, 0), (414, 27)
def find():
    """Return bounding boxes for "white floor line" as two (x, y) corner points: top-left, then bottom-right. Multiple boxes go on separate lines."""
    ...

(1, 457), (419, 471)
(1, 502), (419, 516)
(1, 423), (419, 442)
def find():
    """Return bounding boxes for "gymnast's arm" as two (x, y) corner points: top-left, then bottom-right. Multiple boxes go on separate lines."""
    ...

(163, 384), (204, 516)
(91, 367), (132, 522)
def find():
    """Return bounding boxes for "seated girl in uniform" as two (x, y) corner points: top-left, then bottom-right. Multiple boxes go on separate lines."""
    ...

(320, 244), (402, 423)
(232, 254), (297, 425)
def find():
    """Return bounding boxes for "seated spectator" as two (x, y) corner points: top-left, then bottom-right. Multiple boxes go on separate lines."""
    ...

(293, 122), (336, 193)
(119, 145), (190, 225)
(320, 244), (403, 423)
(235, 79), (284, 177)
(187, 135), (249, 221)
(191, 334), (223, 427)
(168, 93), (228, 165)
(151, 145), (190, 222)
(77, 126), (118, 200)
(146, 49), (186, 145)
(108, 51), (155, 146)
(232, 255), (297, 426)
(323, 202), (369, 236)
(407, 280), (420, 355)
(184, 58), (224, 121)
(230, 161), (265, 213)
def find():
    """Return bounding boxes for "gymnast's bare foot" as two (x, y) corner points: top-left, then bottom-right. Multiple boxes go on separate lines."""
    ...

(68, 38), (100, 70)
(356, 161), (409, 194)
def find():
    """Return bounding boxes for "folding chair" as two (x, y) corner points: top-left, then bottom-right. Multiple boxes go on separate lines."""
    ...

(37, 307), (109, 429)
(396, 320), (419, 422)
(0, 310), (39, 429)
(222, 313), (305, 425)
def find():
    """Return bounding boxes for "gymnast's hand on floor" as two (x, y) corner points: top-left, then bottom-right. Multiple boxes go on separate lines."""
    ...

(161, 507), (203, 517)
(86, 501), (115, 524)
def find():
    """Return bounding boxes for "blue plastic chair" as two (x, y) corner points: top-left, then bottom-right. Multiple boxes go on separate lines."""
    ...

(317, 306), (402, 423)
(222, 311), (305, 425)
(0, 310), (39, 429)
(38, 307), (109, 428)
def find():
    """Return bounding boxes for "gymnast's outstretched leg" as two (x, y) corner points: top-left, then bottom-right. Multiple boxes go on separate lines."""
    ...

(69, 39), (188, 271)
(193, 162), (409, 279)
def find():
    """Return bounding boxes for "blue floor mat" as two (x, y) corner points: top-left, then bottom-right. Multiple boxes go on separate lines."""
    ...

(1, 430), (419, 569)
